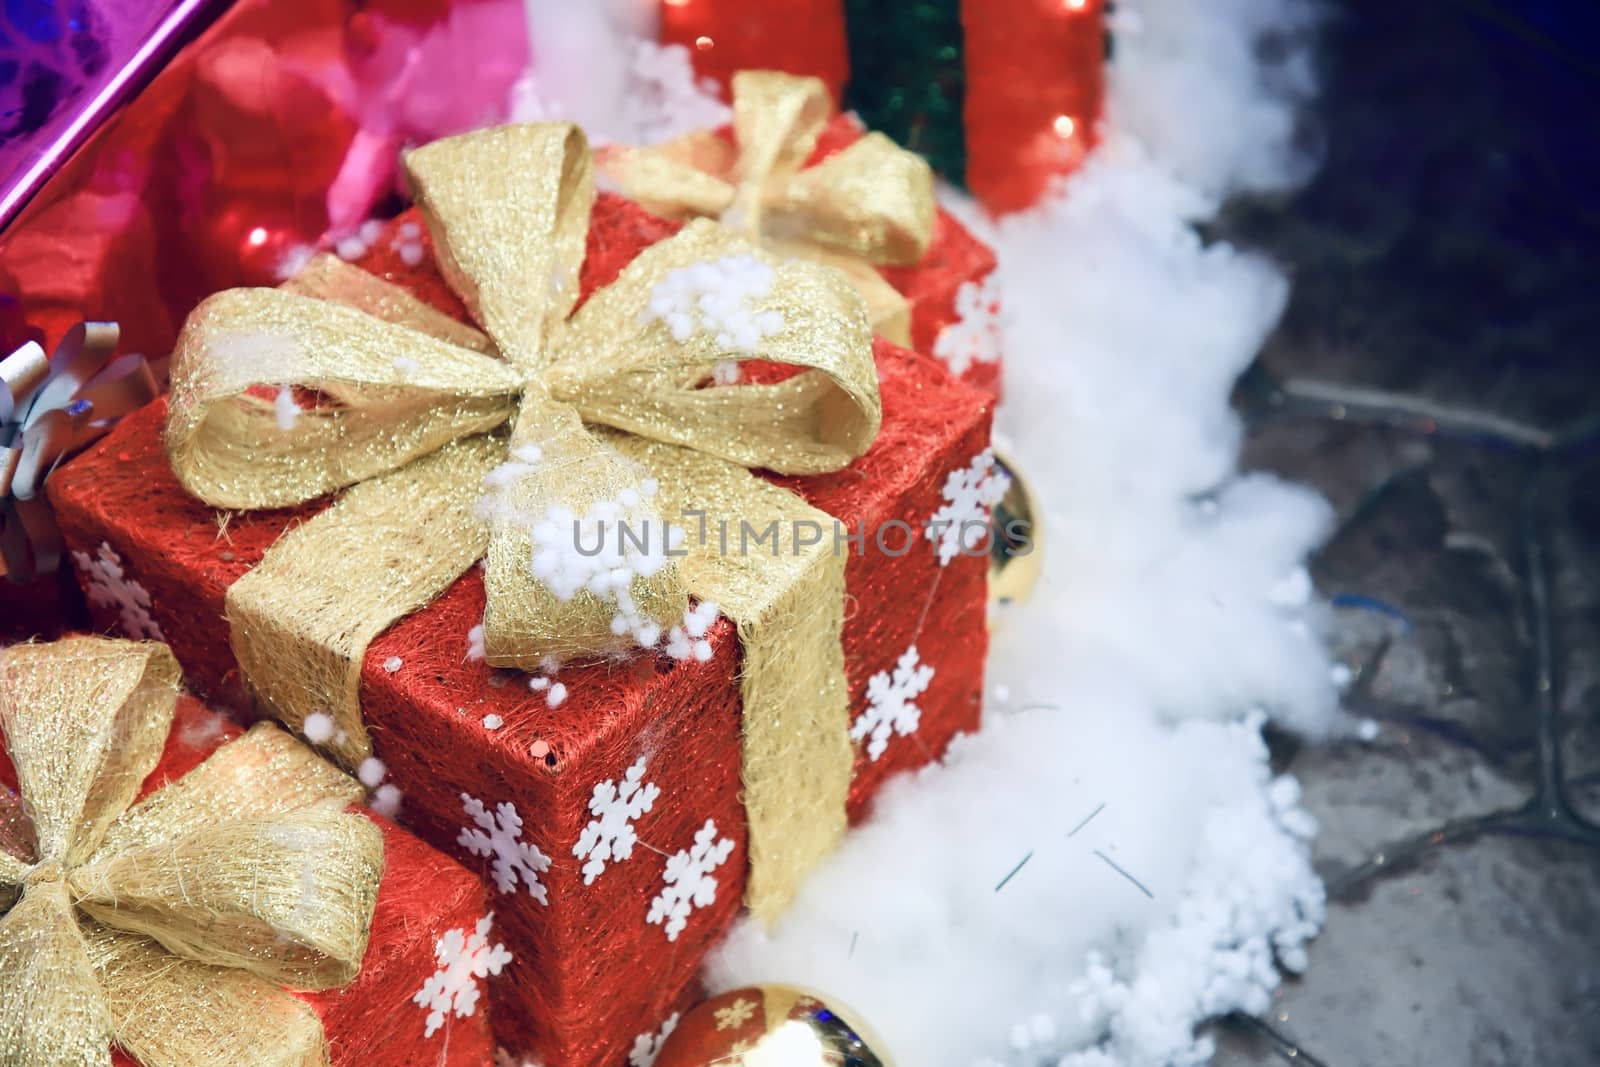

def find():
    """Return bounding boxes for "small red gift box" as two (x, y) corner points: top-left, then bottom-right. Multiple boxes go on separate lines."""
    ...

(49, 188), (996, 1065)
(0, 677), (495, 1067)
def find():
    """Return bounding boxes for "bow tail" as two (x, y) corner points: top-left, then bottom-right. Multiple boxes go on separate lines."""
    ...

(226, 438), (503, 769)
(87, 925), (330, 1067)
(0, 880), (114, 1067)
(616, 438), (852, 921)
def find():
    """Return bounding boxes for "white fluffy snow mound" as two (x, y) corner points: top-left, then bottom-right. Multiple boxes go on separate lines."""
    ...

(705, 2), (1337, 1065)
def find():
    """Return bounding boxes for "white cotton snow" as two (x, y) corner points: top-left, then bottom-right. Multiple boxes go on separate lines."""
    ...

(705, 1), (1339, 1065)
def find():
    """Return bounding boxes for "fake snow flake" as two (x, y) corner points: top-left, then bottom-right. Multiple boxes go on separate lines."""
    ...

(926, 448), (1011, 567)
(573, 757), (661, 884)
(382, 656), (403, 674)
(71, 542), (162, 640)
(643, 254), (785, 355)
(483, 714), (505, 731)
(391, 221), (426, 267)
(357, 758), (386, 790)
(467, 624), (486, 662)
(620, 39), (731, 144)
(302, 712), (336, 744)
(371, 783), (403, 819)
(494, 1049), (539, 1067)
(458, 794), (551, 904)
(646, 819), (733, 941)
(664, 601), (719, 662)
(334, 218), (385, 262)
(628, 1012), (681, 1067)
(483, 473), (680, 650)
(546, 682), (568, 709)
(933, 275), (1005, 377)
(274, 387), (301, 430)
(412, 914), (513, 1039)
(851, 645), (935, 761)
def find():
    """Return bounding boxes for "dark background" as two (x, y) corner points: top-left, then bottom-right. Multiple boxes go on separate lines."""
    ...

(1214, 1), (1600, 1063)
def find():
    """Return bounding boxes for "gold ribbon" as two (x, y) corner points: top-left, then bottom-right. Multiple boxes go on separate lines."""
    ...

(0, 324), (158, 581)
(0, 636), (383, 1067)
(597, 70), (937, 347)
(164, 121), (879, 919)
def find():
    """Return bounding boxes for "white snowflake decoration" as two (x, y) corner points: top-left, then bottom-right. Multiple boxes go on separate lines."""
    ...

(851, 645), (935, 761)
(925, 448), (1011, 567)
(646, 819), (733, 942)
(628, 1012), (680, 1067)
(71, 542), (162, 639)
(412, 914), (513, 1039)
(573, 756), (661, 884)
(643, 254), (785, 356)
(458, 794), (551, 904)
(933, 275), (1005, 377)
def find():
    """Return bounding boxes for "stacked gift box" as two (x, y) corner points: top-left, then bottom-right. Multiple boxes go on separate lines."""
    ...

(0, 2), (1059, 1063)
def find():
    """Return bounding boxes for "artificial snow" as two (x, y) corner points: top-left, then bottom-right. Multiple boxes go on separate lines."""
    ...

(702, 0), (1339, 1064)
(642, 254), (784, 354)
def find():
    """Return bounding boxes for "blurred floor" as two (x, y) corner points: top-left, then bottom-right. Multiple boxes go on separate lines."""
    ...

(1214, 1), (1600, 1063)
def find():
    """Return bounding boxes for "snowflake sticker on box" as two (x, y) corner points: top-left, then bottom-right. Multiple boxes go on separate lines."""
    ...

(71, 541), (163, 639)
(933, 274), (1005, 378)
(458, 793), (551, 904)
(852, 645), (935, 761)
(412, 914), (513, 1038)
(573, 756), (661, 884)
(628, 1011), (681, 1067)
(926, 448), (1011, 567)
(646, 819), (733, 942)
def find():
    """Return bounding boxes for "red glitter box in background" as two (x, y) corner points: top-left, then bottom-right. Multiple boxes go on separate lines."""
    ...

(49, 188), (998, 1065)
(0, 691), (495, 1067)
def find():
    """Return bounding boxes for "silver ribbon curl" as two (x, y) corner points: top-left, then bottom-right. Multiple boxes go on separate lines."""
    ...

(1, 322), (157, 581)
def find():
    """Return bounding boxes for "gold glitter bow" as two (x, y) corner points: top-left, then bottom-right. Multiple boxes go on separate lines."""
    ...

(1, 323), (158, 581)
(164, 122), (881, 918)
(0, 637), (383, 1067)
(597, 70), (937, 346)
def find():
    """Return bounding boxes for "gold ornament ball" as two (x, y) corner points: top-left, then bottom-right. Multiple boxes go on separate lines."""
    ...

(655, 985), (891, 1067)
(988, 448), (1043, 615)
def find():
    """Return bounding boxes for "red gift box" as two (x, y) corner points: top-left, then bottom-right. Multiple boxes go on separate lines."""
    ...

(809, 114), (1002, 399)
(0, 681), (495, 1067)
(49, 190), (996, 1066)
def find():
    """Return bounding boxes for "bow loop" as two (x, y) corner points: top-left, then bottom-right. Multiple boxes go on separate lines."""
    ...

(404, 122), (594, 370)
(165, 287), (524, 510)
(0, 639), (179, 869)
(595, 70), (936, 343)
(0, 639), (382, 1066)
(551, 217), (880, 475)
